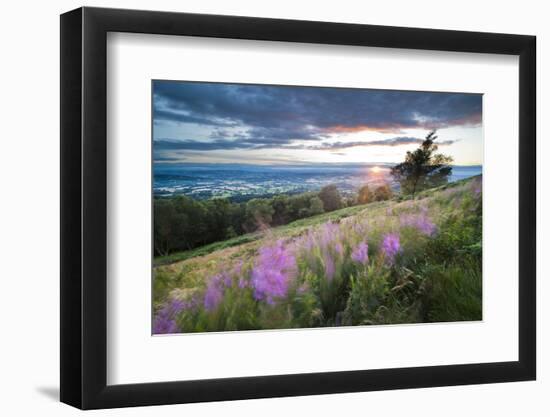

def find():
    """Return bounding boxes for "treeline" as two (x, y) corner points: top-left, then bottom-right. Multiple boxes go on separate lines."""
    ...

(154, 183), (392, 256)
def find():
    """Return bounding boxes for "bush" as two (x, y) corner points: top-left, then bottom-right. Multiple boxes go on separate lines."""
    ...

(357, 185), (373, 204)
(244, 199), (274, 231)
(308, 196), (325, 216)
(420, 259), (482, 322)
(373, 184), (393, 201)
(319, 184), (343, 212)
(343, 264), (391, 325)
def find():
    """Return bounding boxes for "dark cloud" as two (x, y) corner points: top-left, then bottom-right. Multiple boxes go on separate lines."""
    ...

(307, 137), (457, 151)
(154, 109), (237, 127)
(154, 136), (457, 152)
(154, 139), (249, 151)
(153, 80), (482, 147)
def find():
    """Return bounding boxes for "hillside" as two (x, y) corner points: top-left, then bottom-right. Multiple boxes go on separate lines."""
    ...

(153, 175), (482, 334)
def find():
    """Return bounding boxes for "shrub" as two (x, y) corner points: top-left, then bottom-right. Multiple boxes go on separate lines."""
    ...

(357, 185), (373, 204)
(319, 184), (343, 212)
(308, 196), (325, 216)
(420, 258), (482, 322)
(373, 184), (393, 201)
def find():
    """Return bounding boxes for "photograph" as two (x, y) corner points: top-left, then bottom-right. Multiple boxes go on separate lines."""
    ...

(152, 81), (483, 334)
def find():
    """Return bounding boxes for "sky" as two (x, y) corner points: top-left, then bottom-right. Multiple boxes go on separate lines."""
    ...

(153, 81), (483, 166)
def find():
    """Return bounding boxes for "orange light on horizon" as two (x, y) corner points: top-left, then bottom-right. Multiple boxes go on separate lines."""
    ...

(364, 165), (391, 185)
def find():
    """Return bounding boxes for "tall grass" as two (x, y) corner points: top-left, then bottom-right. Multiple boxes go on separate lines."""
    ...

(153, 176), (482, 334)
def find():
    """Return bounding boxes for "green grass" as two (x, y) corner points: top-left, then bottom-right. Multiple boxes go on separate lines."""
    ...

(154, 233), (261, 266)
(154, 202), (376, 266)
(153, 176), (483, 333)
(154, 175), (480, 267)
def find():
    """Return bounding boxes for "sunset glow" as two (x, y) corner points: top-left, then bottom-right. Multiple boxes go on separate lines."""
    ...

(153, 81), (483, 166)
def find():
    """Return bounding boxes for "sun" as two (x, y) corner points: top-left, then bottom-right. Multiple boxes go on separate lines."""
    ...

(371, 166), (382, 173)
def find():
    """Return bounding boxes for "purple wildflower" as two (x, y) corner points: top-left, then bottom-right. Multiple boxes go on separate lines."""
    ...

(152, 315), (178, 334)
(400, 214), (436, 236)
(334, 242), (344, 256)
(352, 220), (369, 236)
(320, 222), (340, 248)
(223, 274), (232, 287)
(152, 298), (185, 335)
(251, 240), (297, 304)
(324, 252), (335, 281)
(168, 298), (185, 314)
(400, 214), (413, 226)
(381, 233), (401, 265)
(303, 232), (316, 251)
(351, 241), (369, 265)
(416, 216), (437, 236)
(233, 260), (243, 276)
(204, 275), (224, 311)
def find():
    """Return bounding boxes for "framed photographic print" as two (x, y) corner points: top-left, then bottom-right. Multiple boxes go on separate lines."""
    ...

(60, 7), (536, 409)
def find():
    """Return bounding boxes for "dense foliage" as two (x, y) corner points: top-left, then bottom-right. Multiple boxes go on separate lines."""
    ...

(153, 176), (482, 333)
(357, 184), (393, 204)
(154, 183), (392, 256)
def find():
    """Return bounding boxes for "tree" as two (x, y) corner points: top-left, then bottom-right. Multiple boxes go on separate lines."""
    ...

(271, 195), (290, 226)
(343, 196), (357, 207)
(228, 202), (246, 236)
(153, 196), (208, 255)
(154, 199), (180, 256)
(373, 184), (393, 201)
(244, 198), (274, 231)
(318, 184), (343, 212)
(204, 198), (232, 243)
(357, 185), (373, 204)
(288, 193), (313, 219)
(308, 196), (325, 216)
(390, 130), (453, 197)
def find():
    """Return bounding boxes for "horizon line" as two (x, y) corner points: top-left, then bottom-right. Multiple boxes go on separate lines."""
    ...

(153, 161), (483, 167)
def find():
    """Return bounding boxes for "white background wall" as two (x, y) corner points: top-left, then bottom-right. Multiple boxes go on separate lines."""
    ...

(0, 0), (546, 415)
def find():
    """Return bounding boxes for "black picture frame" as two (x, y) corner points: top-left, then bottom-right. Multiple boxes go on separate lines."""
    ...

(60, 6), (536, 410)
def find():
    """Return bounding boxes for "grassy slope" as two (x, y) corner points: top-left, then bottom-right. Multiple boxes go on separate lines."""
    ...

(154, 202), (376, 266)
(155, 175), (480, 269)
(154, 175), (482, 331)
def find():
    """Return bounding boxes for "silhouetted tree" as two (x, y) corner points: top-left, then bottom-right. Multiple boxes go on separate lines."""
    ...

(390, 131), (453, 197)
